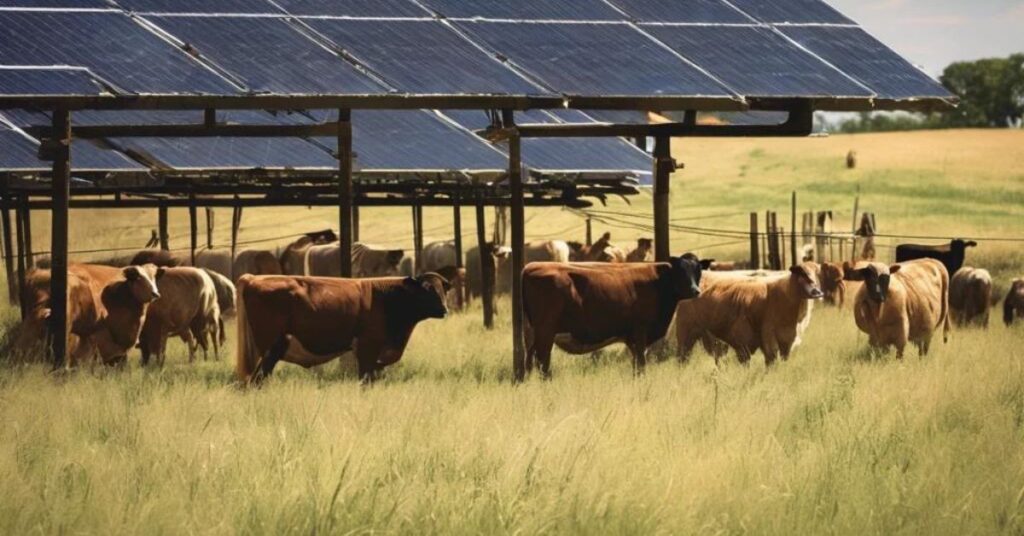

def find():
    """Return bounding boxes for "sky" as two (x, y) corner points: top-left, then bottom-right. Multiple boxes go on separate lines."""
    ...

(830, 0), (1024, 75)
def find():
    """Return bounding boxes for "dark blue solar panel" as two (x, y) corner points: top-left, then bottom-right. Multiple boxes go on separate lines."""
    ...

(780, 26), (951, 100)
(644, 25), (871, 98)
(416, 0), (625, 21)
(453, 22), (733, 97)
(304, 19), (543, 95)
(0, 124), (49, 170)
(608, 0), (751, 23)
(111, 136), (338, 169)
(116, 0), (280, 13)
(273, 0), (430, 17)
(0, 11), (235, 94)
(145, 16), (382, 94)
(728, 0), (853, 24)
(579, 110), (651, 124)
(0, 0), (111, 6)
(0, 67), (104, 95)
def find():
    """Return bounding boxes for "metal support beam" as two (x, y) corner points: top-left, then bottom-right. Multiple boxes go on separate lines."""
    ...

(653, 135), (673, 262)
(1, 199), (17, 305)
(505, 110), (527, 383)
(49, 109), (71, 369)
(337, 109), (354, 278)
(476, 202), (494, 330)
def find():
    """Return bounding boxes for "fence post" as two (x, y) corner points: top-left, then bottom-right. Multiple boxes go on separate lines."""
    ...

(205, 207), (214, 250)
(790, 191), (797, 265)
(1, 198), (17, 305)
(749, 212), (759, 270)
(158, 202), (169, 251)
(476, 202), (494, 330)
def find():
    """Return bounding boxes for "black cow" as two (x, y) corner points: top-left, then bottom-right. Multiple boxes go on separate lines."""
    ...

(895, 239), (976, 277)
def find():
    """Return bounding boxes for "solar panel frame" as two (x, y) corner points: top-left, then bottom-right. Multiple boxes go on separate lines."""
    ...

(0, 0), (112, 7)
(416, 0), (627, 21)
(114, 0), (281, 14)
(642, 24), (873, 98)
(727, 0), (855, 24)
(607, 0), (753, 23)
(272, 0), (431, 18)
(450, 21), (737, 98)
(142, 15), (385, 94)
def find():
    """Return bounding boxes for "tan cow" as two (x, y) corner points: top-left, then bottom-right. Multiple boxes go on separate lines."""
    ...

(847, 259), (950, 358)
(626, 238), (654, 262)
(820, 262), (847, 307)
(568, 232), (626, 263)
(139, 267), (220, 365)
(949, 267), (993, 327)
(1004, 279), (1024, 326)
(200, 268), (236, 348)
(18, 264), (160, 366)
(304, 243), (405, 278)
(195, 248), (281, 281)
(675, 263), (824, 365)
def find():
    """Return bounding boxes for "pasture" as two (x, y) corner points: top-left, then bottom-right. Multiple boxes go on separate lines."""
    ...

(2, 129), (1024, 534)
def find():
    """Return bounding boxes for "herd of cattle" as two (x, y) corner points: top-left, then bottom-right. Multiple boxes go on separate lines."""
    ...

(12, 231), (1024, 383)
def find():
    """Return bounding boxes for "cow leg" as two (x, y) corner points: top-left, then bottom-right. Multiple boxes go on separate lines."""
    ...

(628, 332), (648, 376)
(253, 335), (289, 383)
(677, 328), (701, 364)
(531, 329), (556, 380)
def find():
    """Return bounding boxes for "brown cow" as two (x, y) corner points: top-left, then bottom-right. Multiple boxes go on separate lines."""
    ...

(278, 231), (338, 275)
(950, 267), (993, 327)
(675, 263), (824, 366)
(820, 262), (847, 307)
(201, 268), (236, 348)
(139, 267), (220, 365)
(131, 249), (186, 267)
(568, 232), (626, 262)
(465, 242), (511, 302)
(626, 238), (654, 262)
(235, 273), (451, 384)
(18, 264), (160, 366)
(196, 248), (281, 281)
(847, 259), (950, 358)
(522, 254), (709, 379)
(1004, 279), (1024, 326)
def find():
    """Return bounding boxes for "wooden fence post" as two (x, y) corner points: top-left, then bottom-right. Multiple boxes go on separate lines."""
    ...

(205, 207), (214, 250)
(749, 212), (759, 270)
(49, 109), (71, 369)
(189, 194), (198, 265)
(790, 191), (797, 266)
(475, 202), (494, 330)
(1, 198), (17, 305)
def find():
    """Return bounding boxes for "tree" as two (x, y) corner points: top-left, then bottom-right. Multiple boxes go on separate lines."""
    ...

(940, 54), (1024, 127)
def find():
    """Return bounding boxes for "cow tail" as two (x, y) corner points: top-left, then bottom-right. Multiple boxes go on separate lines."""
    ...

(235, 275), (258, 383)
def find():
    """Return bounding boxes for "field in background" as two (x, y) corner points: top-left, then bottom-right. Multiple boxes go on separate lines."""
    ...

(2, 129), (1023, 534)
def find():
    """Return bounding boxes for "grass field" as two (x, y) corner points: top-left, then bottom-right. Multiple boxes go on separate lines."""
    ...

(2, 129), (1023, 534)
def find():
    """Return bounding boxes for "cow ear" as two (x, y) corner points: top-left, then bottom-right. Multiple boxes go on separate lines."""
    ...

(123, 266), (139, 281)
(601, 232), (611, 241)
(156, 266), (166, 280)
(889, 264), (902, 274)
(966, 241), (978, 247)
(789, 265), (803, 276)
(699, 259), (714, 270)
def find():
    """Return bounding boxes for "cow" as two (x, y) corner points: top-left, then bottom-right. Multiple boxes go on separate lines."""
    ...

(820, 262), (847, 307)
(847, 259), (950, 358)
(675, 263), (824, 366)
(139, 267), (220, 365)
(949, 267), (993, 327)
(416, 241), (467, 310)
(195, 249), (281, 281)
(496, 240), (573, 294)
(522, 254), (710, 379)
(201, 268), (236, 347)
(304, 243), (405, 278)
(18, 264), (160, 367)
(568, 232), (626, 262)
(234, 273), (451, 384)
(278, 231), (339, 275)
(1005, 279), (1024, 326)
(465, 242), (510, 303)
(420, 240), (459, 272)
(895, 239), (977, 277)
(131, 249), (186, 267)
(626, 238), (654, 262)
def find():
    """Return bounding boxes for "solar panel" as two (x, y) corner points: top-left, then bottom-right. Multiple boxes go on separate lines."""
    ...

(780, 26), (949, 100)
(452, 21), (734, 97)
(608, 0), (751, 23)
(416, 0), (626, 21)
(581, 110), (652, 124)
(0, 123), (50, 170)
(0, 67), (105, 95)
(144, 15), (383, 94)
(0, 11), (235, 94)
(114, 0), (279, 14)
(304, 19), (543, 95)
(727, 0), (853, 24)
(643, 25), (871, 98)
(273, 0), (430, 17)
(110, 136), (338, 170)
(0, 0), (111, 7)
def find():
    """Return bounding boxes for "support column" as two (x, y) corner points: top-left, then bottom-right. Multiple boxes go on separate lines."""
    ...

(50, 109), (71, 369)
(476, 202), (494, 329)
(205, 207), (214, 250)
(189, 194), (198, 265)
(158, 202), (169, 250)
(1, 198), (17, 305)
(412, 204), (424, 275)
(452, 196), (463, 268)
(337, 109), (354, 278)
(15, 201), (26, 317)
(653, 135), (673, 262)
(19, 197), (33, 269)
(352, 204), (360, 243)
(505, 110), (527, 382)
(230, 202), (242, 280)
(790, 191), (797, 266)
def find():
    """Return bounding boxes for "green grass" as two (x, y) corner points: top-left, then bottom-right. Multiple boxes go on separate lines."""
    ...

(2, 129), (1024, 534)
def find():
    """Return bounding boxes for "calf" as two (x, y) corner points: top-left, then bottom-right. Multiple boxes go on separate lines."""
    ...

(895, 239), (976, 277)
(675, 263), (824, 366)
(201, 268), (236, 348)
(1003, 279), (1024, 327)
(626, 238), (654, 262)
(235, 273), (450, 384)
(522, 254), (709, 379)
(568, 232), (626, 263)
(847, 259), (950, 358)
(139, 267), (220, 365)
(820, 262), (847, 307)
(18, 264), (160, 366)
(465, 242), (510, 302)
(950, 267), (993, 327)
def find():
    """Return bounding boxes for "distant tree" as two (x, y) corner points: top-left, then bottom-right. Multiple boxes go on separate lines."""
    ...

(940, 54), (1024, 127)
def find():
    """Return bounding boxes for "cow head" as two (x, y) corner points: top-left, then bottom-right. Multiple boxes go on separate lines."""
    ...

(636, 238), (653, 252)
(952, 239), (978, 252)
(386, 249), (405, 271)
(819, 262), (845, 301)
(669, 253), (712, 300)
(403, 273), (451, 319)
(124, 264), (160, 302)
(566, 241), (586, 261)
(845, 262), (901, 303)
(789, 263), (824, 300)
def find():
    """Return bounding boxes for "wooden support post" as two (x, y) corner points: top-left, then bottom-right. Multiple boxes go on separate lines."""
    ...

(851, 188), (860, 262)
(337, 109), (354, 278)
(506, 113), (527, 382)
(749, 212), (759, 270)
(585, 216), (593, 247)
(205, 207), (214, 250)
(158, 202), (169, 250)
(203, 108), (216, 127)
(1, 199), (17, 305)
(635, 136), (647, 152)
(49, 109), (71, 369)
(230, 202), (242, 280)
(790, 191), (797, 266)
(15, 201), (26, 318)
(452, 196), (463, 269)
(653, 135), (672, 262)
(19, 198), (33, 269)
(352, 204), (360, 243)
(189, 195), (198, 265)
(476, 202), (494, 329)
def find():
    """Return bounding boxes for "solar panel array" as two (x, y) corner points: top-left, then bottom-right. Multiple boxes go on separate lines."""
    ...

(0, 0), (953, 178)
